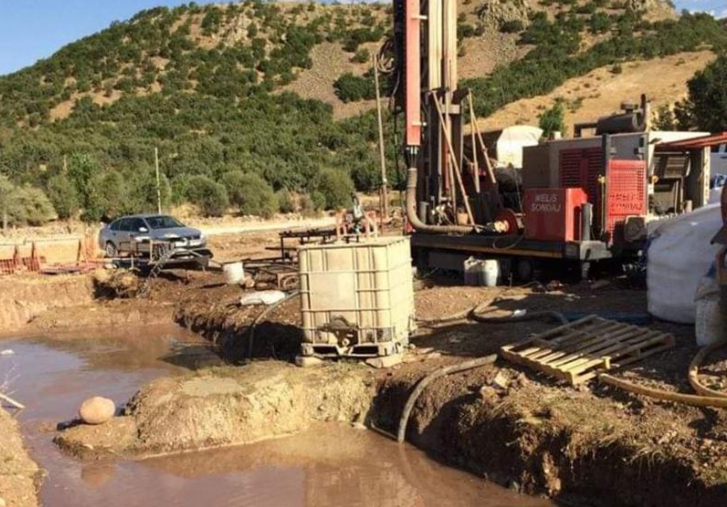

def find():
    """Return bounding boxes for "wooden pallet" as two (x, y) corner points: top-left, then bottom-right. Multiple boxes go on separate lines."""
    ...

(500, 315), (675, 385)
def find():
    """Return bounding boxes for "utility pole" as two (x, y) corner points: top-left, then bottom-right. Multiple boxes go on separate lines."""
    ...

(154, 147), (162, 214)
(373, 54), (389, 223)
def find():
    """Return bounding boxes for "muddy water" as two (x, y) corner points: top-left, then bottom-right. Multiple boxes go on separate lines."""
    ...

(0, 326), (555, 507)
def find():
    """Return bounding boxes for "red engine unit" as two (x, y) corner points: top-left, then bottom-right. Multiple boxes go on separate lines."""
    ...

(524, 188), (588, 242)
(559, 149), (646, 244)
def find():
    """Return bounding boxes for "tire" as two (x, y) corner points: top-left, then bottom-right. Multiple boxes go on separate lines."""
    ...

(515, 258), (534, 282)
(105, 241), (118, 258)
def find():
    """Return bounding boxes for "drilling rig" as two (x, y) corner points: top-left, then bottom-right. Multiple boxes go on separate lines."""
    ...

(390, 0), (716, 281)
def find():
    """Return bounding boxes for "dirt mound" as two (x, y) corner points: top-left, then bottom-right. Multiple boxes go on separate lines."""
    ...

(56, 361), (375, 458)
(92, 269), (140, 299)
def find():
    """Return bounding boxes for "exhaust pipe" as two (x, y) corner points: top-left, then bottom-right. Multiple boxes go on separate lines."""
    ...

(406, 166), (475, 234)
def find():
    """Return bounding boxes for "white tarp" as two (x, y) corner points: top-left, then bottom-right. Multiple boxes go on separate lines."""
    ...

(239, 290), (286, 306)
(647, 204), (723, 323)
(496, 125), (543, 169)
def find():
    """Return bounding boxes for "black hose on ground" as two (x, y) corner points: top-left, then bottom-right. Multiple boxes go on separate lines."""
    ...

(397, 354), (498, 443)
(469, 307), (569, 325)
(247, 290), (301, 360)
(417, 298), (568, 327)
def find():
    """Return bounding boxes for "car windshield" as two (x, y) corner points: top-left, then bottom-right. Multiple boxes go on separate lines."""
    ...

(145, 216), (185, 229)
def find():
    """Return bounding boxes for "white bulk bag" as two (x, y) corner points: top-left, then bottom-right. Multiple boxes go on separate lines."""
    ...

(647, 204), (723, 323)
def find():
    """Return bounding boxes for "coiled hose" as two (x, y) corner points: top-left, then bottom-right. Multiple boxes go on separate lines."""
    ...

(688, 340), (727, 399)
(599, 340), (727, 408)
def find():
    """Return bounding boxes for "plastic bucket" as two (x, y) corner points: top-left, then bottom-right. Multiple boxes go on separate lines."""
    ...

(480, 260), (499, 288)
(695, 295), (727, 346)
(223, 262), (245, 285)
(464, 257), (480, 286)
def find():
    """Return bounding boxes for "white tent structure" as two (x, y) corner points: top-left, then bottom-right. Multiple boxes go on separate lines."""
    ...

(495, 125), (543, 169)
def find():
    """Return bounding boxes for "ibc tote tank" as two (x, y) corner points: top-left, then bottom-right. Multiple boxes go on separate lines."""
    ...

(298, 236), (416, 358)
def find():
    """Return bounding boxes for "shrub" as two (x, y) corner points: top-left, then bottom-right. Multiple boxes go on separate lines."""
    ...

(457, 23), (477, 39)
(352, 48), (370, 64)
(311, 191), (326, 210)
(685, 55), (727, 132)
(126, 169), (172, 213)
(0, 177), (57, 227)
(653, 104), (676, 130)
(589, 12), (612, 34)
(539, 101), (566, 139)
(351, 161), (381, 192)
(85, 170), (129, 222)
(316, 168), (354, 210)
(222, 170), (278, 217)
(297, 192), (318, 217)
(500, 20), (525, 34)
(184, 175), (229, 217)
(46, 175), (80, 219)
(333, 72), (375, 102)
(277, 189), (295, 213)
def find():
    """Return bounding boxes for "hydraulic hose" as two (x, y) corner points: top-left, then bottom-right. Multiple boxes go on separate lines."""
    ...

(406, 166), (475, 234)
(397, 354), (498, 443)
(600, 374), (727, 409)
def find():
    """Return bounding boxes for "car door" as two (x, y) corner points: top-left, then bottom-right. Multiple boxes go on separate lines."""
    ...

(114, 218), (133, 253)
(128, 218), (150, 253)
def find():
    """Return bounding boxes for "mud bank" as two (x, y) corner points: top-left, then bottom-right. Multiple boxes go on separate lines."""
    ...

(0, 409), (40, 507)
(0, 272), (197, 335)
(166, 282), (727, 507)
(0, 275), (94, 333)
(174, 283), (302, 362)
(57, 361), (375, 459)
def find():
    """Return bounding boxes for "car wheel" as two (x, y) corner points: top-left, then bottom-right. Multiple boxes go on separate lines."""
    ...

(105, 241), (118, 258)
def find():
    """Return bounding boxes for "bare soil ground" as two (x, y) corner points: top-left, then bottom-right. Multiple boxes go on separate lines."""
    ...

(281, 42), (377, 120)
(0, 408), (40, 507)
(4, 227), (726, 506)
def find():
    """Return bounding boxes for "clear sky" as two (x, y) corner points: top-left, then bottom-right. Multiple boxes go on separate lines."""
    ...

(0, 0), (724, 77)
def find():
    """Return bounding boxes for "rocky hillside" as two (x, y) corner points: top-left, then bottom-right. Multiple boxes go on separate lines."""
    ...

(0, 0), (724, 225)
(0, 0), (687, 126)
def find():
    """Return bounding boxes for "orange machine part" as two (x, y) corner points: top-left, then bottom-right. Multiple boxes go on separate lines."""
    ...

(404, 0), (421, 147)
(524, 188), (589, 242)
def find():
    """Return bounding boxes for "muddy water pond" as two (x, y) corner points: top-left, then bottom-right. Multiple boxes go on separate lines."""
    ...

(0, 326), (556, 507)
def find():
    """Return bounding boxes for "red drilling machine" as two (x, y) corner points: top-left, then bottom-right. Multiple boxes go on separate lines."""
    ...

(389, 0), (716, 281)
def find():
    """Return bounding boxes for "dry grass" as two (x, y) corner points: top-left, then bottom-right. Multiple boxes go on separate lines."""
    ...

(480, 51), (716, 132)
